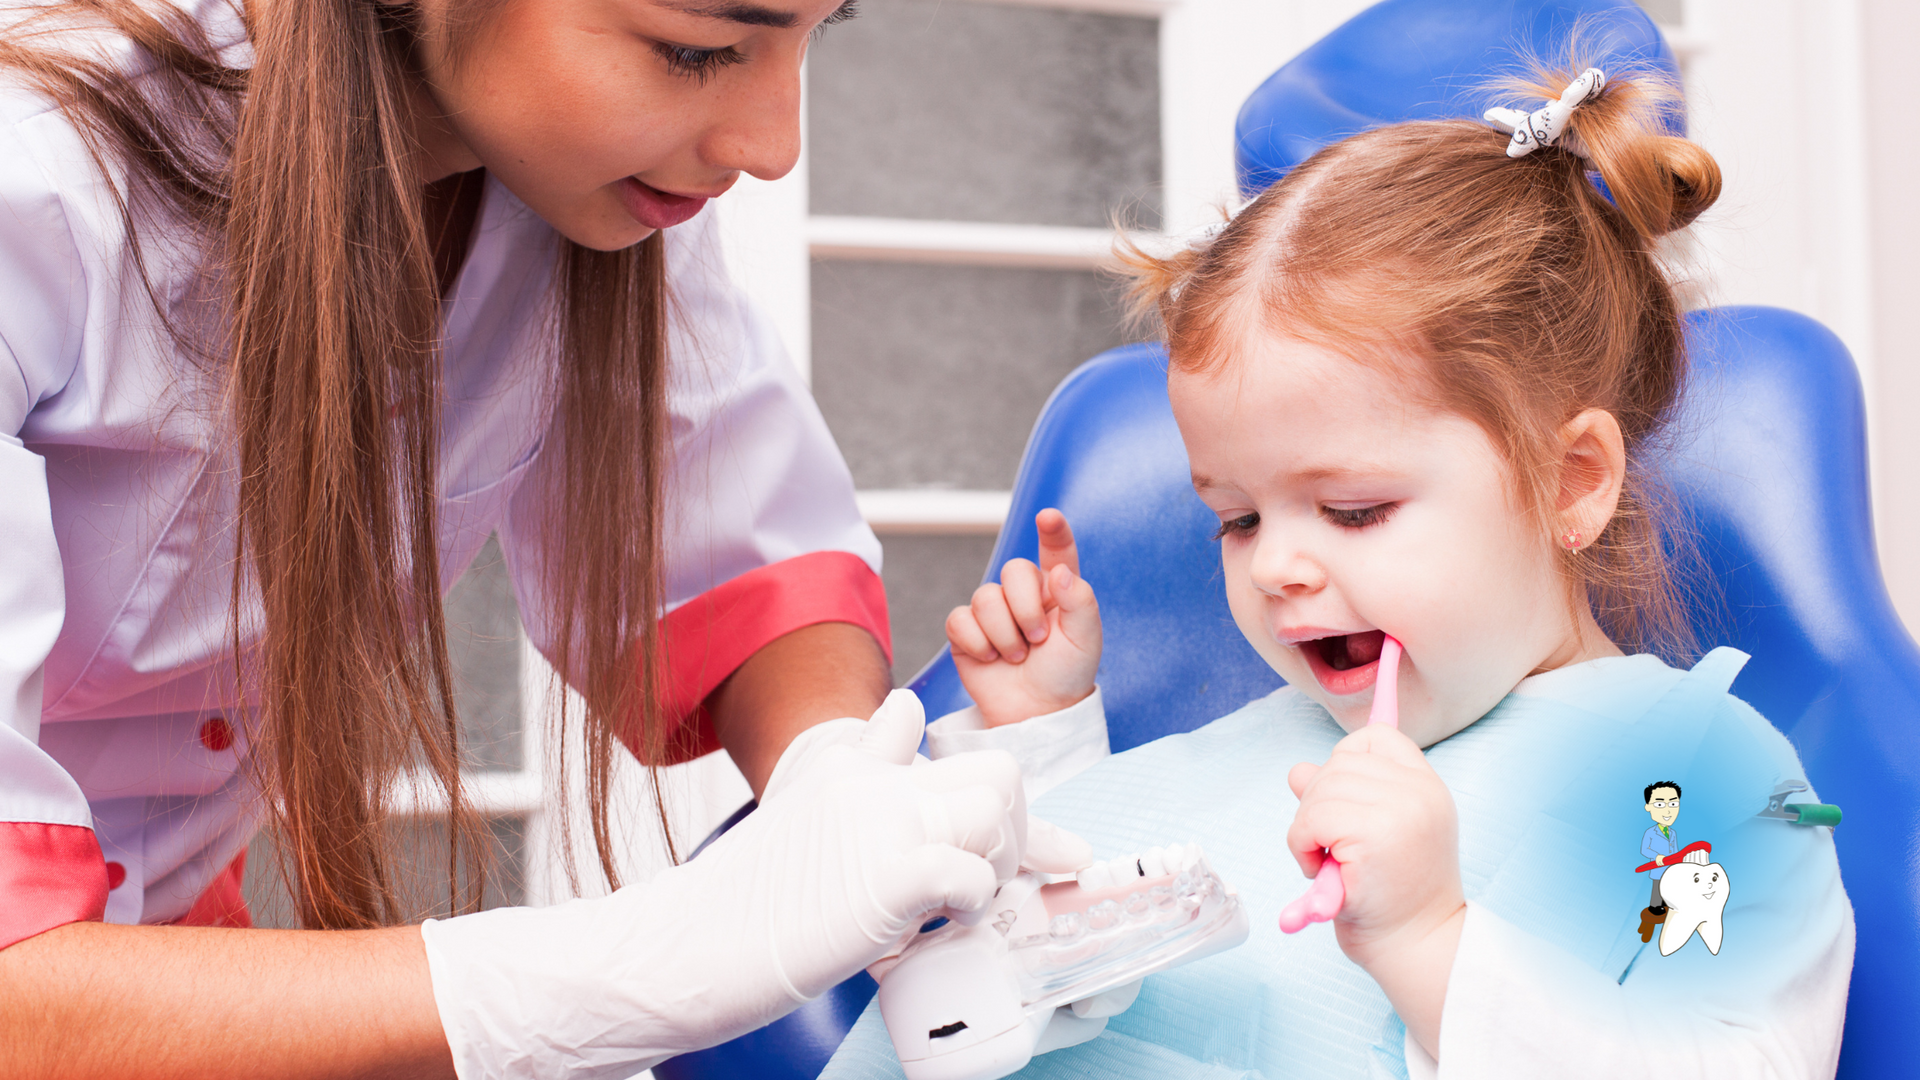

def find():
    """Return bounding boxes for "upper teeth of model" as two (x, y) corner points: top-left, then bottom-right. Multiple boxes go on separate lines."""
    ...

(1076, 843), (1203, 891)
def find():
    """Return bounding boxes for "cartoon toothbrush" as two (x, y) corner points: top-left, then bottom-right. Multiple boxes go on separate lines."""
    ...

(1278, 633), (1402, 934)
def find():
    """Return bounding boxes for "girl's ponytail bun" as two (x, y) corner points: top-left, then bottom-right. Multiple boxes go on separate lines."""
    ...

(1554, 67), (1724, 237)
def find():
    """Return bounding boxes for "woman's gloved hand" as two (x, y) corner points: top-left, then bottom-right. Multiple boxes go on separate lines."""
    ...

(420, 690), (1036, 1079)
(767, 694), (1095, 880)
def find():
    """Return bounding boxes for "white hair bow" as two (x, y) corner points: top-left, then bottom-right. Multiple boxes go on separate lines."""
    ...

(1484, 67), (1607, 158)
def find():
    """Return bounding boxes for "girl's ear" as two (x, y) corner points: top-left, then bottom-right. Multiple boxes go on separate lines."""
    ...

(1556, 408), (1626, 548)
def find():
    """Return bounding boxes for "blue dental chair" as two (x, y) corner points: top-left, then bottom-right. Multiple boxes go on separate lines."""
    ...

(659, 1), (1920, 1075)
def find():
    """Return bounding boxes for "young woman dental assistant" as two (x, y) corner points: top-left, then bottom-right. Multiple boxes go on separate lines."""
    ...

(0, 0), (1084, 1076)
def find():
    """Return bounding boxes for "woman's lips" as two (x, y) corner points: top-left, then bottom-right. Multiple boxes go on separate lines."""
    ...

(616, 178), (709, 230)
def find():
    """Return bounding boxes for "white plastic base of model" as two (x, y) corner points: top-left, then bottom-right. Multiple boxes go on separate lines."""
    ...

(878, 842), (1247, 1080)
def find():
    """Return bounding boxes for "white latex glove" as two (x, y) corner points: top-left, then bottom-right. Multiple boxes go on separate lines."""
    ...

(769, 700), (1095, 878)
(421, 690), (1027, 1080)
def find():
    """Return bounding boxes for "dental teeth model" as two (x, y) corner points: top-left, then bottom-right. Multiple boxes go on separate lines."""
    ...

(876, 841), (1249, 1080)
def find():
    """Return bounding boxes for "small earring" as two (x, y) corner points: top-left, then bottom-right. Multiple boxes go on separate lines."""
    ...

(1561, 530), (1583, 551)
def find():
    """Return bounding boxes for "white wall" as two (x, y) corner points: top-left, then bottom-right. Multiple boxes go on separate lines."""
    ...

(1859, 0), (1920, 633)
(1684, 0), (1920, 634)
(1160, 0), (1376, 232)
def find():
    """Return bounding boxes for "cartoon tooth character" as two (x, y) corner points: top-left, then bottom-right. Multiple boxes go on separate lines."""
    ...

(1639, 781), (1684, 935)
(1658, 855), (1729, 956)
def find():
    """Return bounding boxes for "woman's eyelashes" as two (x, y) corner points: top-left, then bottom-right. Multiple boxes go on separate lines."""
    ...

(655, 2), (857, 82)
(1212, 512), (1260, 540)
(816, 0), (861, 34)
(653, 42), (747, 83)
(1320, 502), (1398, 529)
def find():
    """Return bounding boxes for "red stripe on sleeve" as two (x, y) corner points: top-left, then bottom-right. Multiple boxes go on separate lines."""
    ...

(0, 822), (108, 950)
(637, 550), (891, 765)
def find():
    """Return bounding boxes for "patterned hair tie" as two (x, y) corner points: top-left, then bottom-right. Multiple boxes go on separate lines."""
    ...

(1484, 68), (1608, 159)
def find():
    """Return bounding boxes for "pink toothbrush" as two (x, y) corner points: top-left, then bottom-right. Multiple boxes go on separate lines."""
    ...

(1278, 633), (1402, 934)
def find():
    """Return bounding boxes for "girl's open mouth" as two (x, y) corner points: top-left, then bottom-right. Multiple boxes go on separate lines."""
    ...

(1300, 629), (1387, 697)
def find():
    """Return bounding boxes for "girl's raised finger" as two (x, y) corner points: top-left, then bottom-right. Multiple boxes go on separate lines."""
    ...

(1036, 508), (1080, 578)
(969, 582), (1030, 662)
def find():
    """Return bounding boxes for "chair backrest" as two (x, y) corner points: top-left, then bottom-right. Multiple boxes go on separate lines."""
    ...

(1232, 0), (1680, 199)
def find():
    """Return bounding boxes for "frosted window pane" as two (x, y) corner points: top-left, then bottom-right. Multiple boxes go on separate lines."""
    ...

(809, 0), (1161, 229)
(882, 534), (1000, 682)
(446, 535), (523, 772)
(811, 260), (1135, 490)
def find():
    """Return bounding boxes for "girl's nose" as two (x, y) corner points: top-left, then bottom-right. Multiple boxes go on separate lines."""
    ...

(702, 52), (804, 182)
(1248, 532), (1327, 596)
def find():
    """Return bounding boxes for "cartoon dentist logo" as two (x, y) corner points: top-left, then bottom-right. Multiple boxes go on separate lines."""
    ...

(1635, 781), (1729, 956)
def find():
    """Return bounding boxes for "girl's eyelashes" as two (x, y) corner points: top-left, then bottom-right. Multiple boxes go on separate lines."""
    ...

(653, 42), (747, 83)
(1211, 504), (1395, 537)
(1320, 502), (1398, 529)
(1212, 512), (1260, 541)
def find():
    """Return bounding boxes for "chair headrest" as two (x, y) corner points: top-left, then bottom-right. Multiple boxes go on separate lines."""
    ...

(1235, 0), (1682, 198)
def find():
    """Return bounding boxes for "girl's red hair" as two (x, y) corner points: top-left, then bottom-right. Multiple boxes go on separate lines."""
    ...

(1124, 61), (1722, 660)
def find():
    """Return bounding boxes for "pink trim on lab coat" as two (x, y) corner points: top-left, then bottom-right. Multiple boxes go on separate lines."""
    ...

(0, 821), (107, 949)
(648, 550), (892, 765)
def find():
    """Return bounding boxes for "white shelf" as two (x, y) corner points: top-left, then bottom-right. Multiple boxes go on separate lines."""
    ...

(809, 216), (1170, 271)
(857, 489), (1013, 536)
(388, 770), (544, 818)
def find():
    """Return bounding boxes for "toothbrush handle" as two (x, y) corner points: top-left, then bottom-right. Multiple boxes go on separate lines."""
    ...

(1278, 857), (1346, 934)
(1280, 634), (1401, 935)
(1368, 635), (1402, 729)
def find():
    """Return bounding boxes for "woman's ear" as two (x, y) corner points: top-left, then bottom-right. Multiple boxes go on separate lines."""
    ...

(1556, 409), (1626, 548)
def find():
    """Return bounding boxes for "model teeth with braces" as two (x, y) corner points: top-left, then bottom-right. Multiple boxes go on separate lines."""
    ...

(877, 841), (1249, 1080)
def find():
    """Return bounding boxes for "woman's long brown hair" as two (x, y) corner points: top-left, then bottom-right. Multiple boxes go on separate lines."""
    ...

(4, 0), (668, 926)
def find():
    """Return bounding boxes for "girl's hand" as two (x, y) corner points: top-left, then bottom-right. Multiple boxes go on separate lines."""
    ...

(1285, 725), (1465, 971)
(1286, 726), (1465, 1060)
(945, 509), (1102, 727)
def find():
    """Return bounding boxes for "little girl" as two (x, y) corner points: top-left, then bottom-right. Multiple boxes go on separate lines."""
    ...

(822, 64), (1854, 1080)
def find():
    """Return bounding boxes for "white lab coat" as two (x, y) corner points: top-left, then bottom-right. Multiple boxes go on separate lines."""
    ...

(0, 0), (881, 942)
